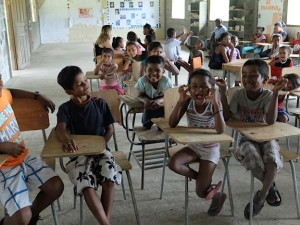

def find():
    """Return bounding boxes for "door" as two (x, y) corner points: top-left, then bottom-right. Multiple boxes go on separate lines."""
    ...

(10, 0), (31, 69)
(258, 0), (283, 35)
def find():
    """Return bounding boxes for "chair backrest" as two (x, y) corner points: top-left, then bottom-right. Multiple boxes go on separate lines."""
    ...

(91, 89), (121, 123)
(282, 66), (300, 76)
(113, 55), (124, 73)
(164, 87), (180, 120)
(192, 56), (202, 69)
(131, 61), (141, 81)
(12, 98), (50, 132)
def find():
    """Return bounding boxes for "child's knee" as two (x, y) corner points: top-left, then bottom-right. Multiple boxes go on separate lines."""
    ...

(167, 157), (178, 172)
(12, 207), (32, 225)
(44, 176), (64, 199)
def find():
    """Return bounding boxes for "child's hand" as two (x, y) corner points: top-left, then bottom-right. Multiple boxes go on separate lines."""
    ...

(99, 74), (105, 80)
(273, 78), (288, 93)
(37, 94), (56, 113)
(178, 85), (191, 103)
(205, 88), (218, 105)
(215, 78), (227, 94)
(62, 139), (78, 153)
(144, 100), (160, 110)
(183, 27), (188, 35)
(0, 142), (25, 158)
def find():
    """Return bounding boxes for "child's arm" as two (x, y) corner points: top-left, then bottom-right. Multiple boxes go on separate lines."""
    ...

(103, 64), (118, 80)
(207, 89), (225, 133)
(137, 92), (161, 110)
(266, 79), (288, 124)
(216, 79), (233, 121)
(55, 122), (78, 153)
(183, 32), (193, 46)
(169, 85), (191, 128)
(268, 57), (277, 66)
(0, 142), (25, 157)
(163, 57), (180, 75)
(104, 124), (114, 144)
(9, 89), (55, 113)
(176, 27), (188, 40)
(94, 63), (102, 75)
(236, 49), (241, 59)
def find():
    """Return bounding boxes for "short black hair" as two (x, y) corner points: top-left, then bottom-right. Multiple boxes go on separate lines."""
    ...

(57, 66), (82, 90)
(145, 55), (165, 67)
(126, 41), (138, 49)
(188, 69), (215, 86)
(243, 59), (269, 79)
(279, 45), (291, 54)
(215, 18), (222, 24)
(101, 48), (114, 56)
(257, 26), (265, 32)
(220, 32), (231, 40)
(284, 73), (300, 89)
(147, 41), (163, 52)
(145, 34), (155, 44)
(144, 23), (152, 30)
(112, 36), (123, 49)
(127, 31), (137, 42)
(167, 28), (175, 38)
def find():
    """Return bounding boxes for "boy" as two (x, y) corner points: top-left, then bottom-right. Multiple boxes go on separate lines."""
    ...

(56, 66), (122, 225)
(217, 59), (287, 219)
(0, 74), (63, 225)
(135, 55), (173, 129)
(268, 45), (293, 85)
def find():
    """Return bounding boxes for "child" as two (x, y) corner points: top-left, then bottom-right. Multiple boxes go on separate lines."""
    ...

(164, 27), (191, 71)
(127, 31), (145, 55)
(217, 59), (287, 220)
(56, 66), (122, 225)
(168, 69), (226, 216)
(0, 73), (63, 225)
(123, 42), (141, 82)
(242, 27), (266, 57)
(135, 55), (173, 129)
(290, 31), (300, 54)
(94, 48), (125, 95)
(184, 35), (204, 68)
(268, 45), (293, 85)
(260, 34), (282, 58)
(208, 32), (232, 70)
(139, 41), (179, 76)
(112, 36), (125, 52)
(230, 35), (242, 87)
(140, 34), (155, 60)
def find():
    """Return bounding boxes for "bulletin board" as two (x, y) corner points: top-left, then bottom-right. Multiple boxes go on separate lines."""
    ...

(104, 0), (161, 29)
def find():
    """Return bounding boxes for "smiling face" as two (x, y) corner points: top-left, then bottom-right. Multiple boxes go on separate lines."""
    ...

(127, 44), (138, 58)
(145, 63), (164, 84)
(188, 75), (212, 105)
(242, 65), (267, 93)
(66, 72), (90, 97)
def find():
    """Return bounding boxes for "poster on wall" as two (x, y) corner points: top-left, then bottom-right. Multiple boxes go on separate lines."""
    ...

(105, 0), (161, 29)
(258, 0), (283, 35)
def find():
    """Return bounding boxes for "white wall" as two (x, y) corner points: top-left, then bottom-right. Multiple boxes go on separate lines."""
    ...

(39, 0), (102, 43)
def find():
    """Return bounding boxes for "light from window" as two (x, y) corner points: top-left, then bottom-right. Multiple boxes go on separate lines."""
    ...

(209, 0), (229, 21)
(287, 0), (299, 25)
(172, 0), (185, 19)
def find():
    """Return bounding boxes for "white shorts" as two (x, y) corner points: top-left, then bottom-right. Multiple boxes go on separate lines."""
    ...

(188, 143), (220, 165)
(0, 154), (57, 216)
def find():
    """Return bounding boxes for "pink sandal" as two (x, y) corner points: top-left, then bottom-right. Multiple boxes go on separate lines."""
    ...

(205, 181), (222, 201)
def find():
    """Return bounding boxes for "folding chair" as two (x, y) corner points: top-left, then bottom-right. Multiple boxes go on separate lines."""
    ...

(12, 97), (60, 225)
(66, 90), (140, 225)
(160, 87), (234, 225)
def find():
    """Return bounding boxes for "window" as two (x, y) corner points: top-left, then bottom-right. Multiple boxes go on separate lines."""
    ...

(209, 0), (229, 21)
(172, 0), (185, 19)
(287, 0), (299, 25)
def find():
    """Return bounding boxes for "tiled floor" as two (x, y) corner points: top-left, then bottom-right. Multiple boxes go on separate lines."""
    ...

(2, 43), (300, 225)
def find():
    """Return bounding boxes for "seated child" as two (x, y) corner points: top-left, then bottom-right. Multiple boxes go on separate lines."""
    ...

(230, 35), (242, 87)
(56, 66), (122, 225)
(260, 34), (282, 58)
(112, 36), (125, 52)
(217, 59), (286, 220)
(268, 45), (293, 85)
(135, 55), (173, 129)
(168, 69), (226, 216)
(242, 26), (266, 57)
(94, 48), (125, 95)
(123, 41), (141, 82)
(127, 31), (145, 56)
(140, 34), (155, 60)
(140, 41), (179, 76)
(164, 27), (192, 72)
(184, 34), (204, 68)
(290, 31), (300, 54)
(0, 75), (63, 225)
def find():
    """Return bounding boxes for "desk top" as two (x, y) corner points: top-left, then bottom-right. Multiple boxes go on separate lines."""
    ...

(226, 120), (300, 142)
(86, 71), (100, 79)
(0, 154), (9, 167)
(152, 118), (233, 144)
(119, 95), (144, 108)
(256, 42), (272, 46)
(223, 59), (271, 72)
(41, 130), (106, 158)
(290, 54), (299, 58)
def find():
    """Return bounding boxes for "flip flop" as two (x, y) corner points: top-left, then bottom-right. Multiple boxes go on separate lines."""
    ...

(244, 191), (264, 220)
(266, 183), (282, 206)
(207, 192), (227, 216)
(205, 181), (222, 201)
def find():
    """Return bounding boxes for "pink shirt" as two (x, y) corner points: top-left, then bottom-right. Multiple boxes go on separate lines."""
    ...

(96, 62), (118, 87)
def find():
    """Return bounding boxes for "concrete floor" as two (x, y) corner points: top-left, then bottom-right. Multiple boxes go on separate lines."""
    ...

(2, 43), (300, 225)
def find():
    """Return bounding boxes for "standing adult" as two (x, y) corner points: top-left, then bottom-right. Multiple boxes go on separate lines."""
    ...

(272, 22), (288, 42)
(138, 23), (156, 48)
(206, 18), (227, 58)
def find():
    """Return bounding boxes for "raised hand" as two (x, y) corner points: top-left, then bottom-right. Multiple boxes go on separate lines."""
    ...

(178, 85), (191, 103)
(273, 78), (288, 93)
(215, 78), (227, 94)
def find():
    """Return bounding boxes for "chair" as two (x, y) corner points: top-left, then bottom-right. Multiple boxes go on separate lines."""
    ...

(160, 87), (234, 225)
(11, 97), (60, 225)
(67, 90), (140, 225)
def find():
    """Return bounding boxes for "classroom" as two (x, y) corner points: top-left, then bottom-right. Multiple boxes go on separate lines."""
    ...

(1, 0), (300, 225)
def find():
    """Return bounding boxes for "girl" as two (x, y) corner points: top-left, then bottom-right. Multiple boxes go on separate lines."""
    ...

(230, 35), (242, 87)
(140, 34), (155, 60)
(242, 27), (266, 57)
(185, 36), (205, 68)
(122, 42), (140, 82)
(94, 48), (125, 95)
(139, 41), (179, 76)
(127, 31), (144, 55)
(259, 33), (282, 58)
(112, 36), (125, 52)
(168, 69), (226, 216)
(272, 22), (287, 42)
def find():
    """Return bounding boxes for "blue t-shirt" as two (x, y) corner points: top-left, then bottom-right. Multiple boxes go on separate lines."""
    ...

(134, 75), (173, 99)
(57, 97), (114, 135)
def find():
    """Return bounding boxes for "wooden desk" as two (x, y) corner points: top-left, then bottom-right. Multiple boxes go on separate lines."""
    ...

(152, 118), (233, 144)
(41, 129), (106, 159)
(255, 42), (272, 47)
(86, 71), (100, 92)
